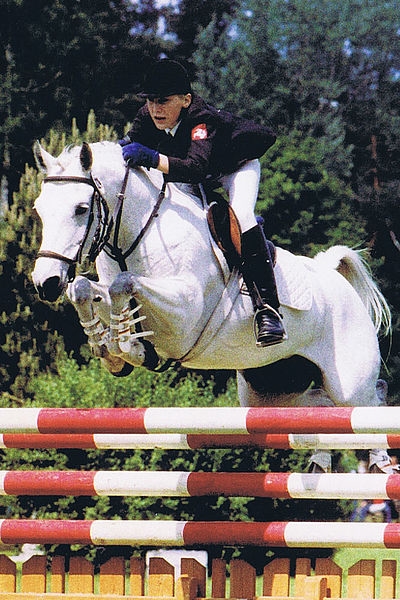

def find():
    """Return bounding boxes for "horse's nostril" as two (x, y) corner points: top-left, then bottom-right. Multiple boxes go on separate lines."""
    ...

(40, 276), (63, 302)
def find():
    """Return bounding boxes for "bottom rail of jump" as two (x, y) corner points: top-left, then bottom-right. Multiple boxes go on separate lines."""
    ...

(1, 520), (400, 548)
(0, 553), (396, 600)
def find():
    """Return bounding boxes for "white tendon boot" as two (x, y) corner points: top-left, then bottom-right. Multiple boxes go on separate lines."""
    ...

(369, 449), (395, 474)
(308, 450), (332, 473)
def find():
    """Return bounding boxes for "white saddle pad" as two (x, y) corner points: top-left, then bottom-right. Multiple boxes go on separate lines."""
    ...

(207, 219), (312, 312)
(275, 247), (312, 311)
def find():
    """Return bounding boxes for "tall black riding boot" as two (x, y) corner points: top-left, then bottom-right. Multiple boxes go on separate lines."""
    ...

(241, 225), (287, 347)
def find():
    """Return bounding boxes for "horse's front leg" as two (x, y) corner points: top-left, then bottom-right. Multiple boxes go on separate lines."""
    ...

(68, 276), (131, 376)
(108, 272), (160, 370)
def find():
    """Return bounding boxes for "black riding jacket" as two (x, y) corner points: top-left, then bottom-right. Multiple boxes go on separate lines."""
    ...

(126, 94), (276, 184)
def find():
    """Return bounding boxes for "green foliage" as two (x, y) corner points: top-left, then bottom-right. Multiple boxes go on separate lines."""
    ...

(0, 0), (170, 197)
(193, 11), (285, 123)
(0, 112), (118, 399)
(168, 0), (238, 58)
(26, 353), (232, 409)
(257, 131), (363, 255)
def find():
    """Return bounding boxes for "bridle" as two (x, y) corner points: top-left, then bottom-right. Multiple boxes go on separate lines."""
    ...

(37, 167), (166, 278)
(37, 173), (112, 281)
(37, 166), (173, 373)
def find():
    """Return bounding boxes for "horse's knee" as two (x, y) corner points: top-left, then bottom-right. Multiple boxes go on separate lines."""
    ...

(68, 276), (93, 305)
(109, 272), (136, 299)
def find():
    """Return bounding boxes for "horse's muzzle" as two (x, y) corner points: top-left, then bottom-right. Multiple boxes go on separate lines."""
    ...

(36, 276), (65, 302)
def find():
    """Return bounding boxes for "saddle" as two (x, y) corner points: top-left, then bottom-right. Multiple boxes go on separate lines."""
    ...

(206, 192), (276, 270)
(206, 193), (311, 311)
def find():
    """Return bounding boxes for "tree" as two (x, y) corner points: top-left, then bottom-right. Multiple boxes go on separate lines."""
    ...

(258, 131), (361, 255)
(0, 0), (169, 201)
(0, 112), (115, 399)
(191, 0), (396, 390)
(168, 0), (239, 59)
(191, 0), (362, 255)
(192, 8), (286, 124)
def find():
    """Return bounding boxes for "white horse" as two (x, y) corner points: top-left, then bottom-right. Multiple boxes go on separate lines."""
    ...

(31, 141), (391, 419)
(31, 140), (394, 472)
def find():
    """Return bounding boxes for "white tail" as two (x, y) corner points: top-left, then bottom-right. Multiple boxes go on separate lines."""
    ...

(314, 245), (391, 336)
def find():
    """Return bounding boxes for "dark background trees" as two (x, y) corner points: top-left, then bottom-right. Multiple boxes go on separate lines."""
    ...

(0, 0), (169, 198)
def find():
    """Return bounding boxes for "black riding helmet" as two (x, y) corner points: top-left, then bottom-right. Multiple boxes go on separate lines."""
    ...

(139, 59), (192, 99)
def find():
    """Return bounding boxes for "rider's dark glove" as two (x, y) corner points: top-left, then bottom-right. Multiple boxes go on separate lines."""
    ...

(118, 137), (131, 147)
(121, 142), (159, 169)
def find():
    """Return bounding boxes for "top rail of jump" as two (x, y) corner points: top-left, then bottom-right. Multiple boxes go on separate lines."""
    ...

(2, 406), (400, 434)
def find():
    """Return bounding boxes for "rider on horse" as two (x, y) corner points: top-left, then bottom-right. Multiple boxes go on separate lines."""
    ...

(119, 59), (286, 348)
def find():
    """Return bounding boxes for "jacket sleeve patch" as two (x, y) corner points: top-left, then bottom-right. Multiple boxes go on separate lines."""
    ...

(191, 123), (208, 140)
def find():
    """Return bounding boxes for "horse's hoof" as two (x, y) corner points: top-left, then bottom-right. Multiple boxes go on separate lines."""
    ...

(369, 448), (395, 473)
(111, 362), (134, 377)
(141, 339), (160, 371)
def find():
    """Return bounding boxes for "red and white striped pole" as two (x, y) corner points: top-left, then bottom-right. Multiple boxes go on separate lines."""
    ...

(0, 471), (399, 499)
(2, 432), (400, 450)
(0, 520), (400, 548)
(1, 406), (400, 433)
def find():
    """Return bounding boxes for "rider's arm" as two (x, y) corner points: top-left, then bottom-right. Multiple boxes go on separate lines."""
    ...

(160, 125), (217, 182)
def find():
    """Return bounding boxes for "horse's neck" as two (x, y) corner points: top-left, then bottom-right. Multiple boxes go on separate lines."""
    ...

(110, 172), (212, 278)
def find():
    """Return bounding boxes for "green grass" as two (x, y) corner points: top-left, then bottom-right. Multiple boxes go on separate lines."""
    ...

(334, 546), (400, 570)
(333, 547), (400, 598)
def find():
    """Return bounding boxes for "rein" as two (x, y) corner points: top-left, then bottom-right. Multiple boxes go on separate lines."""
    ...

(103, 170), (167, 271)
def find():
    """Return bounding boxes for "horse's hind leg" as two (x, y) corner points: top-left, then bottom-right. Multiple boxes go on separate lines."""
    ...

(237, 359), (335, 472)
(315, 334), (395, 472)
(367, 379), (396, 473)
(68, 276), (131, 376)
(302, 373), (393, 473)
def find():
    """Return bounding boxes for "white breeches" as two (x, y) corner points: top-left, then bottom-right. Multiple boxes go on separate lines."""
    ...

(219, 159), (260, 233)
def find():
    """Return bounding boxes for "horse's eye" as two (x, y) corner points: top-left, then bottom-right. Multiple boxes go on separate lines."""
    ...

(75, 204), (89, 216)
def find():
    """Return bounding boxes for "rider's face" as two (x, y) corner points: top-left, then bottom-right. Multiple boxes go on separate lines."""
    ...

(146, 94), (192, 130)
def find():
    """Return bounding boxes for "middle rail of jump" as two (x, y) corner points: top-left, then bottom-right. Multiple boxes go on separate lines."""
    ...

(1, 470), (400, 499)
(2, 406), (400, 433)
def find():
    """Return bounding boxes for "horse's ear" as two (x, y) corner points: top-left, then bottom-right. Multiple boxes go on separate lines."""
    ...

(80, 142), (93, 172)
(33, 141), (55, 174)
